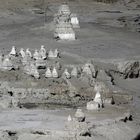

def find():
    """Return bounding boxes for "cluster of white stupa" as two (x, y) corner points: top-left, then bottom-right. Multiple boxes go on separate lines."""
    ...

(19, 45), (59, 61)
(0, 46), (60, 78)
(54, 4), (79, 40)
(0, 46), (98, 80)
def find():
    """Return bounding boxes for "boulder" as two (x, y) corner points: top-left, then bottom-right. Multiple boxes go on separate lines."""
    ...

(116, 60), (139, 78)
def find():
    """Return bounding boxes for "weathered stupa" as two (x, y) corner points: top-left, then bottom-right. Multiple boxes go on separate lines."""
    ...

(54, 4), (79, 40)
(58, 4), (71, 15)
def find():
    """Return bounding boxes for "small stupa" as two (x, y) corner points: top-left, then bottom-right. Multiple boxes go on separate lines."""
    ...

(82, 63), (92, 75)
(54, 49), (59, 58)
(94, 91), (102, 105)
(2, 56), (13, 70)
(71, 66), (78, 77)
(45, 67), (52, 78)
(68, 115), (72, 122)
(30, 63), (40, 79)
(52, 67), (58, 78)
(63, 68), (71, 79)
(75, 109), (85, 122)
(19, 48), (26, 58)
(70, 14), (80, 28)
(33, 49), (41, 60)
(9, 46), (17, 56)
(48, 50), (54, 58)
(26, 48), (32, 58)
(40, 45), (46, 59)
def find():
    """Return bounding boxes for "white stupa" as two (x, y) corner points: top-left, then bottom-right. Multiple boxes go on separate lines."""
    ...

(82, 63), (92, 75)
(63, 68), (71, 79)
(54, 49), (59, 58)
(33, 49), (41, 60)
(30, 63), (40, 79)
(70, 14), (79, 28)
(48, 50), (54, 58)
(75, 109), (85, 122)
(52, 67), (58, 78)
(94, 91), (102, 105)
(26, 48), (32, 58)
(40, 45), (46, 59)
(71, 67), (78, 77)
(9, 46), (17, 56)
(19, 48), (26, 58)
(2, 56), (13, 70)
(45, 67), (52, 78)
(68, 115), (72, 122)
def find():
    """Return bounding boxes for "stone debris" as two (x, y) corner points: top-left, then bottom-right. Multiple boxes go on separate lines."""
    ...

(63, 68), (71, 79)
(75, 109), (85, 122)
(52, 67), (59, 78)
(45, 67), (52, 78)
(39, 45), (46, 60)
(9, 46), (17, 56)
(26, 48), (32, 58)
(19, 48), (26, 58)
